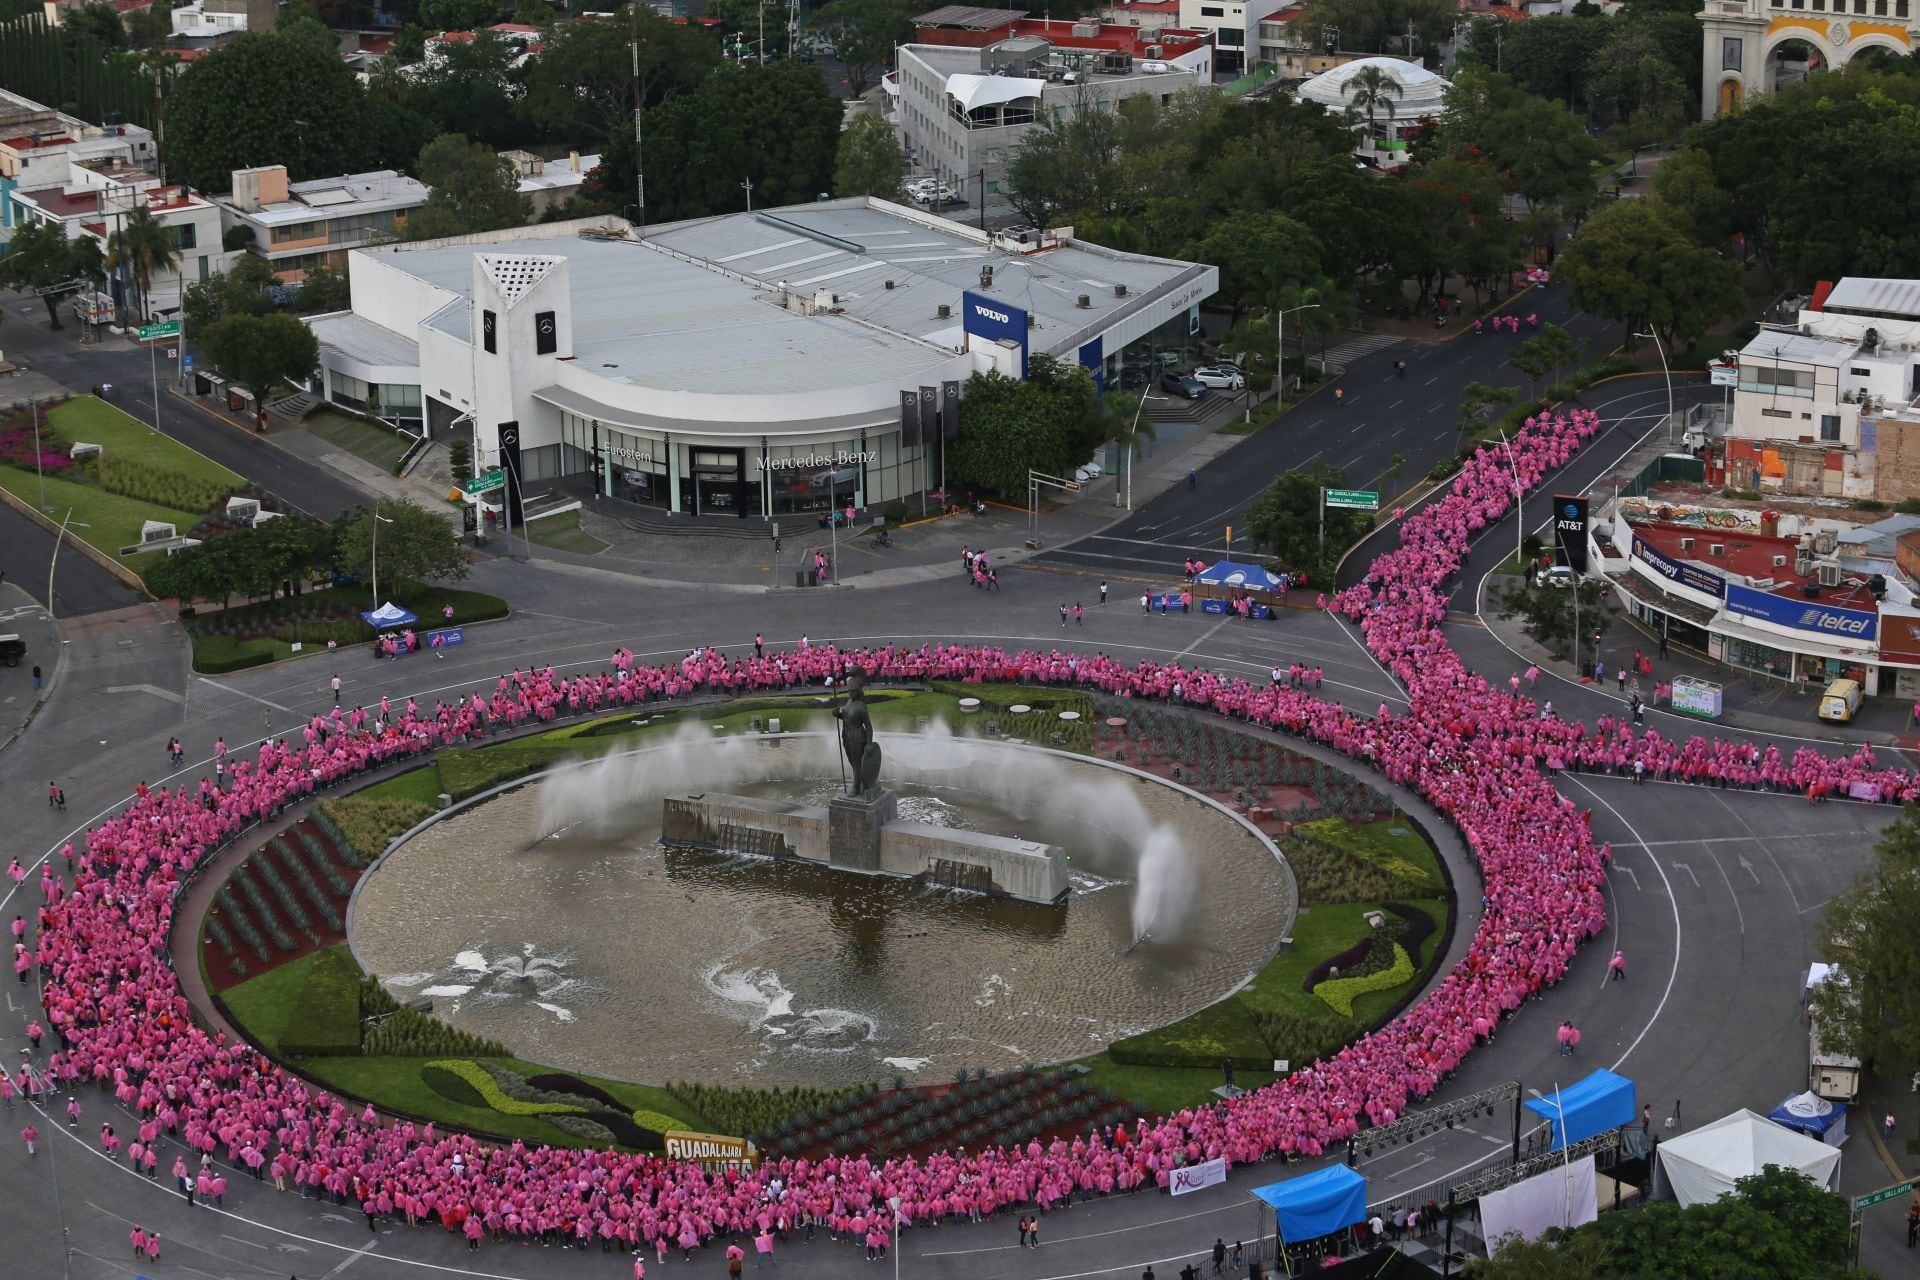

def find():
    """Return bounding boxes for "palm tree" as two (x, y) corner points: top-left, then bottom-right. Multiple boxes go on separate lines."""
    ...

(1091, 389), (1158, 506)
(105, 206), (180, 325)
(1341, 65), (1403, 147)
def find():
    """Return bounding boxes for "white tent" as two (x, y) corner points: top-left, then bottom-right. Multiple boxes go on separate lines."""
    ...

(1655, 1109), (1842, 1207)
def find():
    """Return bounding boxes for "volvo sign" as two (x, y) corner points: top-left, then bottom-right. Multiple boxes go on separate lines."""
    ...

(962, 289), (1028, 377)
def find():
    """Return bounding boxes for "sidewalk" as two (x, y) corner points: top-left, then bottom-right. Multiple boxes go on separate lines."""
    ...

(509, 388), (1259, 590)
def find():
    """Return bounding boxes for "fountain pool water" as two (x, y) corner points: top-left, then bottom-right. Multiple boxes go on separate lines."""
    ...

(350, 729), (1293, 1088)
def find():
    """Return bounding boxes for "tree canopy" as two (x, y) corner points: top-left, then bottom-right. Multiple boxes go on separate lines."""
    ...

(146, 516), (334, 609)
(834, 112), (907, 201)
(408, 133), (531, 239)
(808, 0), (912, 98)
(166, 29), (372, 193)
(0, 221), (100, 328)
(1472, 1164), (1858, 1280)
(1244, 461), (1372, 586)
(1558, 197), (1741, 350)
(947, 356), (1102, 499)
(336, 497), (470, 587)
(1810, 804), (1920, 1079)
(199, 312), (321, 408)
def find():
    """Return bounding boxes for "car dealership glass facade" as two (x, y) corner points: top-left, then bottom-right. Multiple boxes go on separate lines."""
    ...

(557, 411), (936, 518)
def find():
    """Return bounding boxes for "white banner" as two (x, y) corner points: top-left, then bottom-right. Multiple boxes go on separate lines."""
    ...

(1480, 1154), (1597, 1252)
(1170, 1157), (1229, 1196)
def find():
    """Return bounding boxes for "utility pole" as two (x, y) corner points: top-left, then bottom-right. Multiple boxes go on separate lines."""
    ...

(630, 7), (646, 235)
(742, 176), (755, 212)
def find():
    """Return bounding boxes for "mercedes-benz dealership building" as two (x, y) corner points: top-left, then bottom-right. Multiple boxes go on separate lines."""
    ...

(306, 200), (1217, 518)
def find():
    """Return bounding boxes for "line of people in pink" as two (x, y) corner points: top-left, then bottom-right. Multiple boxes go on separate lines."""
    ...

(14, 405), (1912, 1261)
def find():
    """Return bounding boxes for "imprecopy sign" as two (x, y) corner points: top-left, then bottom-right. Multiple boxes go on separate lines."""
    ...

(962, 289), (1028, 378)
(1632, 536), (1726, 600)
(1725, 582), (1877, 641)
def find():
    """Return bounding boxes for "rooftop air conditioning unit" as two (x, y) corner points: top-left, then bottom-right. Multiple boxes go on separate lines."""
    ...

(1147, 43), (1162, 57)
(937, 303), (951, 319)
(1814, 528), (1838, 555)
(980, 265), (993, 288)
(1076, 294), (1090, 308)
(1795, 551), (1813, 575)
(884, 279), (895, 289)
(1817, 560), (1843, 587)
(1709, 542), (1726, 556)
(1772, 554), (1788, 568)
(1114, 283), (1128, 298)
(1072, 21), (1098, 36)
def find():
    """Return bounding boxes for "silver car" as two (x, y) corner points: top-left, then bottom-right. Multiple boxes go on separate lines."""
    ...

(1191, 364), (1246, 391)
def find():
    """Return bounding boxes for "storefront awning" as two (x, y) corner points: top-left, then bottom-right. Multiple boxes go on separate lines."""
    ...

(532, 385), (897, 443)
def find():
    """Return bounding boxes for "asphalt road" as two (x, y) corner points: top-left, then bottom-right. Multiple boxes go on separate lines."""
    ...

(0, 491), (143, 618)
(1, 546), (1907, 1280)
(1, 295), (371, 520)
(1037, 284), (1627, 581)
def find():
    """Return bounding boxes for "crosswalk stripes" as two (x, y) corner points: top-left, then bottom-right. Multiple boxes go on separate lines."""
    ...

(1318, 332), (1405, 367)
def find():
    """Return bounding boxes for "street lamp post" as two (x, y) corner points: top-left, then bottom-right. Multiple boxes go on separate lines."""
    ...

(29, 393), (46, 512)
(1527, 1086), (1574, 1231)
(888, 1195), (902, 1280)
(1276, 303), (1321, 416)
(1495, 426), (1525, 573)
(1118, 392), (1162, 509)
(47, 509), (90, 647)
(369, 511), (394, 608)
(1635, 330), (1675, 443)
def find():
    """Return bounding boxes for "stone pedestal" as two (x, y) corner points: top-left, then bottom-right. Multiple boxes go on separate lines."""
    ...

(828, 789), (897, 874)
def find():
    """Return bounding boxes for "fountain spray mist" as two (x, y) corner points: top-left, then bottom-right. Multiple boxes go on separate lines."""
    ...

(1130, 827), (1192, 945)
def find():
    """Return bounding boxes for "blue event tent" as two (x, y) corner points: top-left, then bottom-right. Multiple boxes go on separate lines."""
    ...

(361, 602), (419, 630)
(1252, 1164), (1369, 1243)
(1196, 561), (1288, 591)
(1524, 1069), (1637, 1151)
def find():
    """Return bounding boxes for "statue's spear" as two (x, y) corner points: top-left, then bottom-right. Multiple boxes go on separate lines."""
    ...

(835, 688), (848, 792)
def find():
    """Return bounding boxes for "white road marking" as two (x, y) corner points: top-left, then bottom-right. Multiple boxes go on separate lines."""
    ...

(1563, 777), (1683, 1074)
(105, 682), (186, 704)
(1737, 855), (1760, 883)
(1619, 866), (1641, 892)
(1671, 861), (1700, 887)
(323, 1239), (381, 1278)
(199, 676), (294, 714)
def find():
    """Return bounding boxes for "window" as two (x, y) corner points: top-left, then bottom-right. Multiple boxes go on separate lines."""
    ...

(1761, 408), (1792, 418)
(269, 220), (323, 245)
(1200, 4), (1223, 12)
(171, 222), (196, 250)
(1821, 414), (1841, 441)
(1851, 366), (1871, 376)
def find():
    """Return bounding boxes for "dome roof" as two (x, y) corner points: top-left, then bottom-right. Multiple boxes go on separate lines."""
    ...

(1297, 57), (1451, 117)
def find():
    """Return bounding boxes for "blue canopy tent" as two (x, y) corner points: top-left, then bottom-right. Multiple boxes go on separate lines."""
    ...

(1252, 1164), (1368, 1246)
(361, 602), (418, 631)
(1768, 1091), (1849, 1147)
(1194, 560), (1291, 618)
(1524, 1069), (1636, 1151)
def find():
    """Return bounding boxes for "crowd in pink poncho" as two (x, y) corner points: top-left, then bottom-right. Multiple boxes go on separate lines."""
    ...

(15, 406), (1915, 1259)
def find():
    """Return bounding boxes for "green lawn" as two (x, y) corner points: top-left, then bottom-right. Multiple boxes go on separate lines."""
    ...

(524, 508), (610, 555)
(1081, 1058), (1281, 1116)
(220, 947), (324, 1051)
(1295, 817), (1444, 890)
(0, 464), (196, 579)
(49, 395), (243, 484)
(353, 767), (449, 808)
(301, 410), (414, 474)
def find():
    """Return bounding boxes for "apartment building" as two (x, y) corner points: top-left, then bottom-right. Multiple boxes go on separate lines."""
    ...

(211, 164), (430, 281)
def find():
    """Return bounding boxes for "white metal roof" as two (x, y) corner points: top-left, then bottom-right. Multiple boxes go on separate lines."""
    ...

(1741, 328), (1862, 366)
(1296, 57), (1450, 116)
(1823, 277), (1920, 320)
(307, 311), (420, 368)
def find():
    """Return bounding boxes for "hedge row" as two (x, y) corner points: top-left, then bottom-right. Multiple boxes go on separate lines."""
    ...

(279, 948), (362, 1056)
(1314, 943), (1413, 1017)
(317, 793), (437, 863)
(424, 1059), (587, 1117)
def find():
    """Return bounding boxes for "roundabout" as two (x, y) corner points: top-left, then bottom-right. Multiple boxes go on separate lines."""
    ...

(4, 396), (1916, 1279)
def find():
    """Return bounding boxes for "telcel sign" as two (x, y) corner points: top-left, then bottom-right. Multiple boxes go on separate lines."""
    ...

(1724, 582), (1877, 641)
(962, 289), (1028, 378)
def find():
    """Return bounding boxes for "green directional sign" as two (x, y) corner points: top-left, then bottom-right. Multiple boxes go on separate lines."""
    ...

(1853, 1179), (1919, 1212)
(135, 319), (181, 341)
(465, 468), (505, 495)
(1325, 488), (1380, 511)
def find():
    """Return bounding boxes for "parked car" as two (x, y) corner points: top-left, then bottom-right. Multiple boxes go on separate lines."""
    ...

(1073, 459), (1105, 484)
(1191, 364), (1246, 391)
(1817, 678), (1862, 724)
(0, 634), (23, 667)
(1160, 372), (1207, 399)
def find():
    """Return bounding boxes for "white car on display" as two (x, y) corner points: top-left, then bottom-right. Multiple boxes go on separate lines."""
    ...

(1191, 364), (1246, 391)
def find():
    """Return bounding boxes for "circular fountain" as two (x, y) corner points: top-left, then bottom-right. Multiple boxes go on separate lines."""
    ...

(350, 718), (1294, 1088)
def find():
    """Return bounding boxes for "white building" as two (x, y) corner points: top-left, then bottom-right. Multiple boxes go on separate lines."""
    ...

(893, 15), (1214, 201)
(1698, 0), (1916, 118)
(1714, 279), (1920, 501)
(0, 89), (155, 249)
(305, 200), (1216, 516)
(501, 150), (602, 218)
(1294, 56), (1449, 168)
(211, 164), (431, 282)
(1175, 0), (1292, 69)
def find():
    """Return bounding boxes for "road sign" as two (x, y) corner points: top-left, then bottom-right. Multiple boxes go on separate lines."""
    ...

(1325, 488), (1380, 511)
(166, 347), (177, 358)
(184, 355), (195, 371)
(136, 319), (181, 341)
(1853, 1179), (1919, 1212)
(465, 468), (505, 495)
